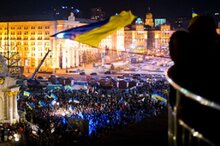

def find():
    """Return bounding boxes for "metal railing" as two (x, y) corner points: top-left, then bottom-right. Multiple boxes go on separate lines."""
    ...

(166, 69), (220, 146)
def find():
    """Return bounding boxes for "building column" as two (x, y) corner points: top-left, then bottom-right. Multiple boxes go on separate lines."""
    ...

(76, 49), (79, 67)
(71, 48), (75, 67)
(5, 92), (9, 121)
(9, 95), (13, 124)
(0, 97), (3, 121)
(13, 95), (19, 121)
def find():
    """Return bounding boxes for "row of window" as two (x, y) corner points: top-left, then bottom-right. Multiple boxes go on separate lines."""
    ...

(0, 37), (50, 40)
(0, 31), (50, 35)
(0, 26), (50, 30)
(0, 41), (50, 44)
(1, 47), (50, 51)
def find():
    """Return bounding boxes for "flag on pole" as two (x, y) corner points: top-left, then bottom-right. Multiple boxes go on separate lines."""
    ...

(75, 10), (135, 48)
(51, 18), (110, 39)
(151, 92), (167, 103)
(23, 91), (30, 97)
(52, 10), (136, 48)
(192, 8), (198, 18)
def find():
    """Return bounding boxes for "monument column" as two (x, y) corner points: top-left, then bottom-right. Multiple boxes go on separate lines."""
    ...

(8, 93), (13, 124)
(13, 93), (19, 121)
(76, 49), (79, 67)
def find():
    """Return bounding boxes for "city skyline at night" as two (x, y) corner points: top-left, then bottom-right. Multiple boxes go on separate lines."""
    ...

(0, 0), (219, 20)
(0, 1), (220, 146)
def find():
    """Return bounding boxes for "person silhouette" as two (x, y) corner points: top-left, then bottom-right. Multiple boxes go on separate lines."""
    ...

(187, 14), (220, 100)
(168, 14), (220, 145)
(168, 29), (191, 86)
(168, 29), (191, 108)
(168, 14), (220, 101)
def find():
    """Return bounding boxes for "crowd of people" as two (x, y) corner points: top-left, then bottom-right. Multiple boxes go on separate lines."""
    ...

(1, 13), (219, 146)
(1, 73), (168, 146)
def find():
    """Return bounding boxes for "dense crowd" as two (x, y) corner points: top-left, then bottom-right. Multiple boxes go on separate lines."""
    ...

(1, 73), (169, 146)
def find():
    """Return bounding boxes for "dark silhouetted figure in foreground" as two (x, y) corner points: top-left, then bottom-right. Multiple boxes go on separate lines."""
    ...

(168, 14), (220, 145)
(169, 14), (220, 102)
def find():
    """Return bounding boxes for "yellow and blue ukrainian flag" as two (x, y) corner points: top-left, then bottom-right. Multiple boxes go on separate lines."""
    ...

(151, 92), (167, 103)
(23, 91), (30, 97)
(52, 18), (110, 39)
(192, 8), (198, 18)
(52, 10), (136, 48)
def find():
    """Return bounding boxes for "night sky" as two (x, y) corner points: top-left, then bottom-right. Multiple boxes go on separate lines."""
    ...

(0, 0), (219, 19)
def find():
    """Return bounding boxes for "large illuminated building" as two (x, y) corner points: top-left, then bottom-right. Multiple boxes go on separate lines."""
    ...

(2, 11), (218, 74)
(124, 11), (174, 56)
(153, 24), (173, 50)
(0, 13), (124, 73)
(124, 18), (148, 54)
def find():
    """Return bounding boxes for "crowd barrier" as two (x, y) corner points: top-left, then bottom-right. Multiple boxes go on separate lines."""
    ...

(166, 70), (220, 146)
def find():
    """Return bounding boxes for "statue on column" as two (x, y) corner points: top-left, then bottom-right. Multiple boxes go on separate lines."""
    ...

(68, 12), (75, 21)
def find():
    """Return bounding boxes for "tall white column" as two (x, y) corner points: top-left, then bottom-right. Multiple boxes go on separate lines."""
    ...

(9, 95), (13, 124)
(76, 49), (79, 67)
(72, 48), (76, 67)
(0, 97), (3, 121)
(6, 93), (9, 121)
(13, 95), (19, 121)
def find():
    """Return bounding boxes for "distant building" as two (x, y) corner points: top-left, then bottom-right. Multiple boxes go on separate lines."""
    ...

(124, 23), (147, 54)
(155, 18), (166, 27)
(145, 12), (154, 28)
(153, 24), (174, 50)
(0, 13), (124, 73)
(170, 16), (190, 30)
(124, 9), (175, 55)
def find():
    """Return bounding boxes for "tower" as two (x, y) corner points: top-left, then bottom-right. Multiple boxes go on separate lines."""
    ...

(145, 7), (154, 28)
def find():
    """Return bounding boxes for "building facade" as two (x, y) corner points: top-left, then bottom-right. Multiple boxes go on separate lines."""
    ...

(0, 14), (124, 73)
(124, 24), (148, 54)
(124, 11), (174, 57)
(145, 12), (154, 28)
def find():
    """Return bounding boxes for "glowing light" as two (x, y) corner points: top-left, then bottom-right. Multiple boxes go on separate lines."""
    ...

(61, 112), (65, 116)
(51, 100), (56, 105)
(75, 9), (80, 13)
(56, 33), (65, 39)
